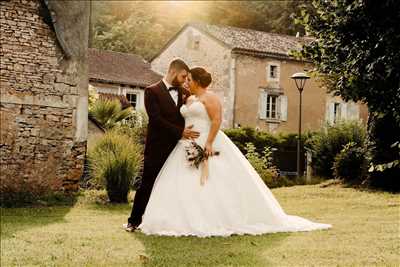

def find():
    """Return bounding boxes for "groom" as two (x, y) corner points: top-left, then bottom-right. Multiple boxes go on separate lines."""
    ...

(124, 59), (200, 232)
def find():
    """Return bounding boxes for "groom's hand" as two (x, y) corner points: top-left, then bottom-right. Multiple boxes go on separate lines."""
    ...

(182, 125), (200, 139)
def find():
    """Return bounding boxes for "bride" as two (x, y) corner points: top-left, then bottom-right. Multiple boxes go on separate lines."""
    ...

(139, 67), (331, 237)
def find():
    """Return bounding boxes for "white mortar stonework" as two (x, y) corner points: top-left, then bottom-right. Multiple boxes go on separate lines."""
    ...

(0, 0), (89, 192)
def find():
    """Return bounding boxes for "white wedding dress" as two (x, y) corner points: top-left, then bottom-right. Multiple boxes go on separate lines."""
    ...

(139, 96), (331, 237)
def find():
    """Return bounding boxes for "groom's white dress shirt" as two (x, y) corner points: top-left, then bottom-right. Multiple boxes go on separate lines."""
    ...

(162, 78), (178, 105)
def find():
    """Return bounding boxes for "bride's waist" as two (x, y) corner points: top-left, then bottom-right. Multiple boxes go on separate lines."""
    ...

(179, 129), (223, 147)
(184, 120), (210, 133)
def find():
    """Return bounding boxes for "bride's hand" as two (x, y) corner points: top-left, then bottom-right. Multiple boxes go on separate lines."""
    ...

(204, 142), (214, 157)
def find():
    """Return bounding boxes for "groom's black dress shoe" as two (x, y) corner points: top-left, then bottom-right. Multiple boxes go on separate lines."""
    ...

(123, 223), (138, 232)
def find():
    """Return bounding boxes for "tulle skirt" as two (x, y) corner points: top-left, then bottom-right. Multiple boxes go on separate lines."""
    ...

(139, 131), (331, 237)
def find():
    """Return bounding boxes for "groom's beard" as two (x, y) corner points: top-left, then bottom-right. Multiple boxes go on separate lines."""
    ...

(171, 76), (183, 87)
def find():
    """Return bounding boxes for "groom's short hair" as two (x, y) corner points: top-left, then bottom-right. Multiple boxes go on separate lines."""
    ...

(169, 59), (189, 72)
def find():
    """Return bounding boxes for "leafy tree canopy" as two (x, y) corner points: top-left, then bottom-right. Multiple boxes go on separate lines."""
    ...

(295, 0), (400, 124)
(91, 1), (309, 60)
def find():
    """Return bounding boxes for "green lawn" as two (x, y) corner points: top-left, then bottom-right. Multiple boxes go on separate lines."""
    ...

(1, 183), (399, 266)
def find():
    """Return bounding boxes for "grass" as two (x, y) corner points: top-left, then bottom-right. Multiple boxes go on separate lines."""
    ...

(1, 183), (399, 266)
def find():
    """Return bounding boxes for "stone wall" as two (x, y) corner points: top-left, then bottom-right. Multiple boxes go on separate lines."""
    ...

(0, 0), (89, 193)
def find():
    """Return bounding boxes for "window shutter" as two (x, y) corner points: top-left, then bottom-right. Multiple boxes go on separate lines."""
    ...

(327, 102), (335, 124)
(348, 102), (360, 120)
(341, 102), (348, 120)
(259, 91), (267, 119)
(279, 95), (288, 121)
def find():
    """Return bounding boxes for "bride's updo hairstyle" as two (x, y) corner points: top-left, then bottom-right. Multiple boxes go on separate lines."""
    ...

(190, 67), (212, 88)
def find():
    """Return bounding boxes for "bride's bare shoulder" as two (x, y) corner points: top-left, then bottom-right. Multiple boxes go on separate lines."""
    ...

(201, 92), (221, 108)
(204, 92), (220, 103)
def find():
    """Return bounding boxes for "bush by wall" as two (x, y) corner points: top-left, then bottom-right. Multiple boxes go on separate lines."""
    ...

(89, 130), (143, 203)
(305, 121), (366, 178)
(332, 142), (368, 183)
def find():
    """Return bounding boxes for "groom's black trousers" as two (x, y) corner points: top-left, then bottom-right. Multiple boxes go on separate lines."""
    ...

(128, 160), (164, 226)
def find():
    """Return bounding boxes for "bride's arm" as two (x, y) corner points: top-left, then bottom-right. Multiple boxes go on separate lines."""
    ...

(203, 93), (222, 156)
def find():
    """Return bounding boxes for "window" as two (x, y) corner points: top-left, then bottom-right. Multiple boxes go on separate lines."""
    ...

(126, 93), (138, 108)
(187, 30), (201, 50)
(333, 102), (341, 124)
(266, 62), (280, 82)
(266, 95), (278, 119)
(328, 100), (361, 125)
(260, 91), (287, 121)
(193, 34), (200, 50)
(270, 65), (278, 78)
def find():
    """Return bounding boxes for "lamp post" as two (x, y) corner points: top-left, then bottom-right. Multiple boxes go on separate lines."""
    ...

(291, 72), (310, 177)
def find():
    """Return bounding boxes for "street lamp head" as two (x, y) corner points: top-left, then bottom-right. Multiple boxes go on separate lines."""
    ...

(291, 72), (310, 92)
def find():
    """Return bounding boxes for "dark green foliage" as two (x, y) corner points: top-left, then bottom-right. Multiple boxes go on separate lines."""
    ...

(333, 142), (368, 183)
(295, 0), (400, 122)
(89, 98), (133, 129)
(244, 143), (279, 187)
(305, 121), (366, 178)
(366, 113), (400, 192)
(295, 0), (400, 190)
(91, 1), (309, 60)
(224, 127), (311, 155)
(89, 131), (143, 203)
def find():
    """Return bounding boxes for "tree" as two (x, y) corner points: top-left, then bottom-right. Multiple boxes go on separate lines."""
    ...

(90, 1), (310, 60)
(295, 0), (400, 191)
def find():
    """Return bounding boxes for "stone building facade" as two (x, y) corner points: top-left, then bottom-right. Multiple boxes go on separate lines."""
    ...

(0, 0), (90, 193)
(151, 23), (368, 132)
(151, 25), (233, 127)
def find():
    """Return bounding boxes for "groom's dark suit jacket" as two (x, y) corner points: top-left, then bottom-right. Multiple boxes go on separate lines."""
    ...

(144, 80), (189, 164)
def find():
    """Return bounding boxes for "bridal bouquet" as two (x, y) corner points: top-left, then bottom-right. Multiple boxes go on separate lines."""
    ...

(185, 141), (219, 168)
(184, 141), (220, 185)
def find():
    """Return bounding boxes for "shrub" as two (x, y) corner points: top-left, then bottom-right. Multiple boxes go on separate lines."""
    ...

(244, 142), (281, 188)
(89, 98), (133, 129)
(224, 127), (316, 176)
(366, 113), (400, 192)
(224, 127), (315, 154)
(305, 121), (366, 178)
(224, 127), (278, 154)
(116, 110), (148, 145)
(89, 130), (143, 203)
(333, 142), (368, 183)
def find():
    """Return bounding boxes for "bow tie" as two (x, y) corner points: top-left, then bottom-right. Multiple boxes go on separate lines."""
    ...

(168, 87), (179, 92)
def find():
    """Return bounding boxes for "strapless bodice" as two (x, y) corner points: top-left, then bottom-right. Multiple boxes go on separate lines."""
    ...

(180, 98), (211, 133)
(180, 97), (212, 146)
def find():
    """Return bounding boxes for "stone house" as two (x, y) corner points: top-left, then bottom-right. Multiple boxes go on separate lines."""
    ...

(88, 48), (162, 111)
(0, 0), (89, 192)
(151, 22), (369, 132)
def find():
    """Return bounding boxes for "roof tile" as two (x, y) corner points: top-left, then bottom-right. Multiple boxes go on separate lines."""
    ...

(88, 48), (162, 87)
